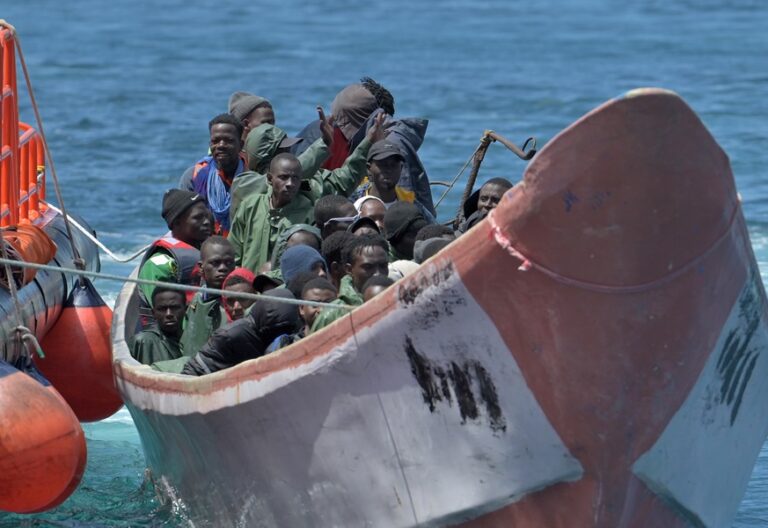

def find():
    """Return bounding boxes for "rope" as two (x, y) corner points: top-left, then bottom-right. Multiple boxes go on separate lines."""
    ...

(42, 201), (150, 263)
(434, 141), (485, 210)
(486, 206), (739, 294)
(0, 257), (355, 311)
(0, 238), (44, 361)
(11, 27), (84, 270)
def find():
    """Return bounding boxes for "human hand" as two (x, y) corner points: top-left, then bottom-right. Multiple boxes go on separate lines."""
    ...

(366, 112), (387, 143)
(318, 106), (334, 146)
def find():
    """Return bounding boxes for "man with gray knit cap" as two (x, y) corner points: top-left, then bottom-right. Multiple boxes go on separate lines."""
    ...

(228, 91), (275, 143)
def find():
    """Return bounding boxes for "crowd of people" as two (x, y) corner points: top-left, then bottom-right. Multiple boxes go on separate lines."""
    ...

(129, 78), (513, 375)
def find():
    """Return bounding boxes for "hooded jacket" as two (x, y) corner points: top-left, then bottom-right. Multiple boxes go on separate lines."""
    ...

(181, 289), (300, 376)
(294, 111), (435, 216)
(269, 224), (322, 268)
(229, 123), (329, 217)
(229, 123), (371, 219)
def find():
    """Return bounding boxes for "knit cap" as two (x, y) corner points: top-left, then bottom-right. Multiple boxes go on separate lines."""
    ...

(161, 189), (204, 229)
(383, 202), (425, 243)
(279, 245), (328, 284)
(228, 91), (271, 122)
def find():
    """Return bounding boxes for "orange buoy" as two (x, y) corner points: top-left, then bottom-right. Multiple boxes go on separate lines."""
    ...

(37, 277), (122, 422)
(0, 356), (87, 513)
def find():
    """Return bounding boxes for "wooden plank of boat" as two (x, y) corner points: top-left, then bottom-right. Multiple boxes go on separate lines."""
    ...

(111, 88), (768, 527)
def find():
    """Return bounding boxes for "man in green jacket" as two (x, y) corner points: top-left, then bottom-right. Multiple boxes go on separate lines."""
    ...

(130, 287), (186, 365)
(179, 236), (235, 356)
(229, 154), (314, 272)
(230, 110), (386, 217)
(310, 234), (390, 332)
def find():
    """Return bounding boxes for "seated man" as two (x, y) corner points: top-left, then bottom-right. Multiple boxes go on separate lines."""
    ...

(352, 140), (435, 222)
(354, 195), (386, 232)
(137, 189), (212, 329)
(321, 231), (354, 291)
(279, 245), (328, 285)
(383, 201), (430, 261)
(222, 267), (257, 321)
(269, 224), (322, 270)
(458, 177), (514, 233)
(299, 278), (337, 337)
(310, 234), (390, 332)
(314, 195), (358, 239)
(130, 287), (186, 365)
(229, 153), (313, 272)
(179, 114), (245, 234)
(179, 236), (235, 356)
(181, 289), (299, 376)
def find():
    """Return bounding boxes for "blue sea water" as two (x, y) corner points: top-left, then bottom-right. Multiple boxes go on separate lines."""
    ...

(1, 0), (767, 525)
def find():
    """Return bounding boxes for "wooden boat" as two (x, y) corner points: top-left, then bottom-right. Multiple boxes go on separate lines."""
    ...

(111, 88), (768, 527)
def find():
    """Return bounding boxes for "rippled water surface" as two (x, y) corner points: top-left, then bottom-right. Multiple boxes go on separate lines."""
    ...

(1, 0), (767, 525)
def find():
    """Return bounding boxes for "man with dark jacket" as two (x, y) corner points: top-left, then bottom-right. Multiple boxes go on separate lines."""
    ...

(136, 189), (212, 328)
(130, 287), (186, 365)
(181, 289), (300, 376)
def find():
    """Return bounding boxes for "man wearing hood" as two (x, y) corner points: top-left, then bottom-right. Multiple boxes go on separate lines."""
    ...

(181, 288), (300, 376)
(294, 78), (436, 217)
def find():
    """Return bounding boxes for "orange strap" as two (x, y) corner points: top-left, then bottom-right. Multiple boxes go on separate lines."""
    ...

(1, 224), (56, 286)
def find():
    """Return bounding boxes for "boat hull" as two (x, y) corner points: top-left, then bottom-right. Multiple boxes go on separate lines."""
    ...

(112, 89), (768, 527)
(0, 209), (100, 357)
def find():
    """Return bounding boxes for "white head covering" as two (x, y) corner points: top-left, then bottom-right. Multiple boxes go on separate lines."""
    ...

(353, 195), (386, 213)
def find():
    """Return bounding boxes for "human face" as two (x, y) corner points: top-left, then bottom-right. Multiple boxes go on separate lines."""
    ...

(223, 282), (256, 320)
(311, 261), (328, 279)
(299, 287), (337, 329)
(477, 183), (508, 214)
(209, 123), (242, 173)
(173, 202), (213, 247)
(268, 159), (301, 208)
(359, 199), (386, 230)
(243, 106), (276, 142)
(368, 157), (403, 193)
(152, 291), (186, 337)
(200, 244), (236, 290)
(346, 246), (389, 292)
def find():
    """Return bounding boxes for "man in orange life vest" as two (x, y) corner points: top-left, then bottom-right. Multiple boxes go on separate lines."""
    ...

(137, 189), (212, 329)
(179, 114), (245, 235)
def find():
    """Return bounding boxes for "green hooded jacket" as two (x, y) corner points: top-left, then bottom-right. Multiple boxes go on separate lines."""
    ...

(269, 223), (322, 268)
(179, 292), (226, 357)
(229, 123), (372, 219)
(229, 187), (315, 272)
(309, 275), (363, 333)
(129, 325), (183, 365)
